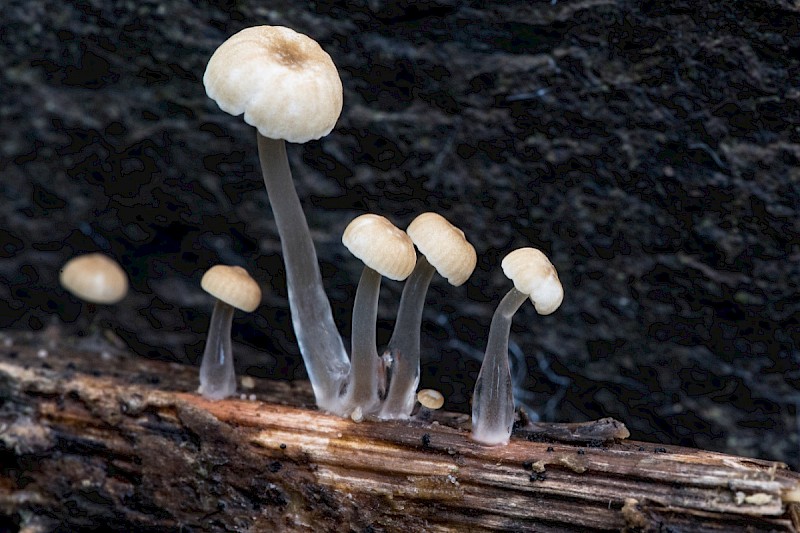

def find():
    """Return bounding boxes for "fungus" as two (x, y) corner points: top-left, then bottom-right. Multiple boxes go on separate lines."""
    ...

(59, 253), (129, 305)
(417, 388), (445, 410)
(204, 26), (348, 411)
(471, 247), (564, 446)
(415, 388), (445, 422)
(197, 265), (261, 400)
(340, 214), (416, 418)
(380, 212), (476, 419)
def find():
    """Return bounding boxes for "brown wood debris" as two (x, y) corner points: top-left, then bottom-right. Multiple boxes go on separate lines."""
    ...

(1, 334), (799, 532)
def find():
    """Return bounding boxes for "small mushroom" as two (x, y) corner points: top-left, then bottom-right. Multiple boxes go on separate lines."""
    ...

(59, 253), (129, 305)
(204, 26), (348, 411)
(197, 265), (261, 401)
(417, 388), (445, 410)
(471, 248), (563, 446)
(379, 212), (476, 419)
(340, 214), (416, 418)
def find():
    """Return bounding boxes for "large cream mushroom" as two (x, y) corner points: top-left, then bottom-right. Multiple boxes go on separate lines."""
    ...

(471, 247), (564, 446)
(340, 214), (416, 420)
(204, 26), (348, 411)
(379, 212), (476, 419)
(198, 265), (261, 400)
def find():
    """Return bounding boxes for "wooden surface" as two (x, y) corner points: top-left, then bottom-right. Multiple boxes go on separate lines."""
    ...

(1, 331), (799, 532)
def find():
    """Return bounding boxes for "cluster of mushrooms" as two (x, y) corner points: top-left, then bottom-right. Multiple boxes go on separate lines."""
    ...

(59, 25), (565, 447)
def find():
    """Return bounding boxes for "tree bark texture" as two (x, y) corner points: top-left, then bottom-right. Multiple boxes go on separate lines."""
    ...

(1, 336), (799, 532)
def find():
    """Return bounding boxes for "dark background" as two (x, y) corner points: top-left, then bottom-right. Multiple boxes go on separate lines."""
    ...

(2, 0), (799, 466)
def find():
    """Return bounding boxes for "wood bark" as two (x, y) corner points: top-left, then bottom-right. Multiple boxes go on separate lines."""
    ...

(1, 334), (799, 532)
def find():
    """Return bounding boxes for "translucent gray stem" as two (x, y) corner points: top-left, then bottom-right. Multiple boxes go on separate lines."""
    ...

(471, 287), (528, 445)
(198, 299), (236, 400)
(341, 267), (382, 417)
(257, 134), (350, 412)
(379, 257), (435, 419)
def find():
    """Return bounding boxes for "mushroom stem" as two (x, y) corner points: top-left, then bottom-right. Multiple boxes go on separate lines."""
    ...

(257, 133), (350, 411)
(472, 287), (529, 445)
(342, 266), (383, 417)
(198, 299), (237, 400)
(379, 257), (436, 419)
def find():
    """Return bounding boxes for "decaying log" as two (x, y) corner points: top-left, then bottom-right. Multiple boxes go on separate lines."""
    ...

(1, 333), (799, 532)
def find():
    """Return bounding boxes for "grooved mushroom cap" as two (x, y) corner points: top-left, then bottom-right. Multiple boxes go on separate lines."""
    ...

(203, 26), (343, 143)
(406, 212), (477, 286)
(417, 389), (445, 410)
(201, 265), (262, 312)
(59, 253), (129, 305)
(342, 214), (416, 281)
(501, 247), (564, 315)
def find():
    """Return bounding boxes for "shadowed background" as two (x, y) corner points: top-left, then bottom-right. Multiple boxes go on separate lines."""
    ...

(1, 0), (799, 466)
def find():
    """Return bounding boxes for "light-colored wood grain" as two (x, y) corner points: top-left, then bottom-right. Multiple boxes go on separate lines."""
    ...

(1, 338), (798, 532)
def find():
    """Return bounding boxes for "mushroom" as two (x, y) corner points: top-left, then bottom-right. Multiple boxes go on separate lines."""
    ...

(379, 212), (476, 419)
(59, 253), (129, 305)
(471, 247), (564, 446)
(197, 265), (261, 401)
(417, 388), (445, 410)
(340, 214), (416, 419)
(204, 26), (349, 411)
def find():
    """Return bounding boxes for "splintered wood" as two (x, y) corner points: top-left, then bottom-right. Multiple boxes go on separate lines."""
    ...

(1, 337), (799, 532)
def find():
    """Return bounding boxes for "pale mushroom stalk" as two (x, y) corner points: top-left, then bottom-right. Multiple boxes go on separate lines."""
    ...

(471, 247), (564, 446)
(196, 264), (261, 401)
(471, 287), (528, 446)
(257, 134), (350, 410)
(378, 212), (476, 420)
(380, 257), (435, 417)
(345, 266), (383, 417)
(198, 299), (237, 400)
(340, 214), (416, 419)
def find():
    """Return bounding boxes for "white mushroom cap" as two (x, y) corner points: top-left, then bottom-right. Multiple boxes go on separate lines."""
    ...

(201, 265), (262, 312)
(406, 212), (476, 286)
(417, 389), (445, 410)
(203, 26), (343, 143)
(59, 253), (129, 305)
(501, 248), (564, 315)
(342, 214), (416, 281)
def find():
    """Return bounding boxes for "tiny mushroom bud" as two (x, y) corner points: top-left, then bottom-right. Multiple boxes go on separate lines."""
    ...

(380, 212), (476, 419)
(340, 214), (416, 418)
(59, 253), (129, 305)
(204, 26), (349, 412)
(197, 265), (261, 401)
(417, 388), (445, 410)
(471, 247), (563, 446)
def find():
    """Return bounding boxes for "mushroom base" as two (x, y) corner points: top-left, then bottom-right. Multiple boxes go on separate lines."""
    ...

(379, 257), (436, 419)
(198, 299), (237, 401)
(257, 134), (350, 412)
(339, 266), (383, 418)
(471, 288), (529, 445)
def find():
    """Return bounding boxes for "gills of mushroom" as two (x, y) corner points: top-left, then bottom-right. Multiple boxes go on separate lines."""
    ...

(379, 212), (476, 419)
(197, 265), (262, 401)
(203, 26), (349, 411)
(471, 247), (564, 446)
(340, 214), (416, 420)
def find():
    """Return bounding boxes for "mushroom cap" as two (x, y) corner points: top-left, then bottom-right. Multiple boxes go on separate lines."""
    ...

(59, 253), (129, 305)
(203, 26), (343, 143)
(501, 247), (564, 315)
(417, 389), (445, 410)
(201, 265), (262, 312)
(342, 214), (416, 281)
(406, 212), (477, 286)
